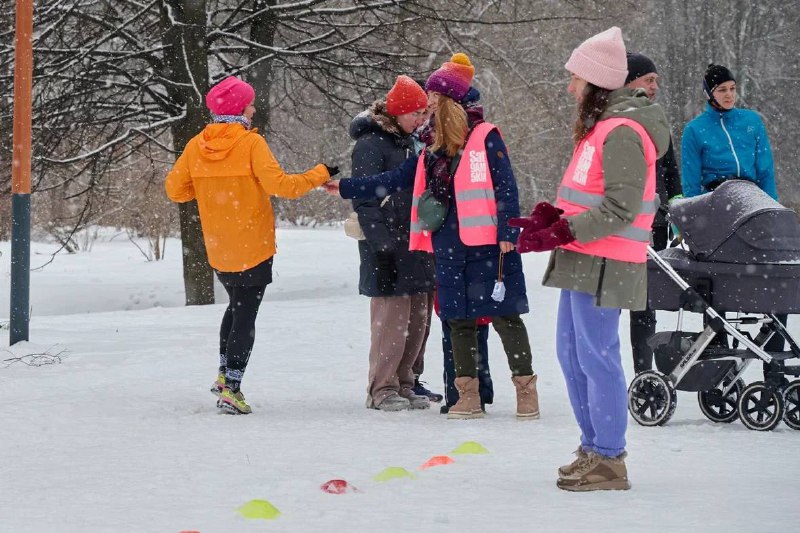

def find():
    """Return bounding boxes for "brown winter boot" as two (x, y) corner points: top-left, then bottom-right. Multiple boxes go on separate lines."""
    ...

(512, 374), (540, 419)
(447, 377), (484, 419)
(556, 451), (631, 492)
(558, 446), (589, 478)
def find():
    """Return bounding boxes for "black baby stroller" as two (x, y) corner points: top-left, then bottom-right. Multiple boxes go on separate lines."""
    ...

(628, 179), (800, 431)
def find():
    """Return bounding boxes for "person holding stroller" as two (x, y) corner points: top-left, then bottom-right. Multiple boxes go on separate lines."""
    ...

(165, 76), (336, 414)
(511, 27), (670, 490)
(624, 52), (682, 376)
(349, 75), (438, 412)
(681, 63), (786, 351)
(331, 53), (540, 421)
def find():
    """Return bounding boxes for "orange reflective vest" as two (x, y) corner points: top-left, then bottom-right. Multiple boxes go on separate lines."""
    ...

(410, 122), (500, 252)
(556, 117), (658, 263)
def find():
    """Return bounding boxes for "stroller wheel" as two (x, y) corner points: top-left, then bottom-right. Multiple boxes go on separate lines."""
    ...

(737, 381), (784, 431)
(782, 381), (800, 430)
(697, 379), (745, 424)
(628, 371), (677, 427)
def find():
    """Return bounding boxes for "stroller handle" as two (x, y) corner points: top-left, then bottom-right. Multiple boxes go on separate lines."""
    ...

(647, 245), (687, 290)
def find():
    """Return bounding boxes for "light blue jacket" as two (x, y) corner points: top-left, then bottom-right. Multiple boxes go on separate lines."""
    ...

(681, 104), (777, 199)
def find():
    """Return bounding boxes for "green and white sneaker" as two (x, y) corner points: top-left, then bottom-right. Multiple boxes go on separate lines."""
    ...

(210, 373), (225, 397)
(217, 388), (252, 415)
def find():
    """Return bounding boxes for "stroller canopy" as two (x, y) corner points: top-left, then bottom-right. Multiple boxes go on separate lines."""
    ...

(670, 179), (800, 264)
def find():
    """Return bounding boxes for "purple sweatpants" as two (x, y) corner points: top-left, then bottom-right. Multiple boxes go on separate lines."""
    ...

(556, 290), (627, 457)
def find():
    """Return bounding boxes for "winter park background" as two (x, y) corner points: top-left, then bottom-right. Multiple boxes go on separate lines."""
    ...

(2, 0), (800, 532)
(2, 230), (799, 532)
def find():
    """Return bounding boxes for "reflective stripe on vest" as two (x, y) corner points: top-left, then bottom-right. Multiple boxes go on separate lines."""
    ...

(455, 189), (498, 229)
(558, 187), (660, 215)
(409, 122), (501, 252)
(453, 122), (499, 246)
(555, 117), (658, 263)
(558, 185), (659, 242)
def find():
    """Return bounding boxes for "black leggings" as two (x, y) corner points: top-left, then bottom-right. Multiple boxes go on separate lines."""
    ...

(219, 284), (266, 389)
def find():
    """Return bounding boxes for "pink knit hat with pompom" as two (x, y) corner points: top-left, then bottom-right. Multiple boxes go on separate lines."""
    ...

(565, 27), (628, 90)
(425, 53), (475, 102)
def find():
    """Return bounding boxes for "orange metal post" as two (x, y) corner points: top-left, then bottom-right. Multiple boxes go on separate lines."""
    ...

(10, 0), (34, 344)
(12, 0), (33, 194)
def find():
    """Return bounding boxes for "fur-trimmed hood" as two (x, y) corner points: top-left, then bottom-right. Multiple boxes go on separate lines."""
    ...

(349, 99), (404, 140)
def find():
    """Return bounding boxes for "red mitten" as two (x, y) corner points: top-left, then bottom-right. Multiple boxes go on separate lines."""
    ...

(508, 201), (564, 231)
(517, 218), (575, 253)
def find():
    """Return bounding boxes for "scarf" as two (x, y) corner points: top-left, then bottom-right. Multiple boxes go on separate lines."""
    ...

(210, 113), (251, 129)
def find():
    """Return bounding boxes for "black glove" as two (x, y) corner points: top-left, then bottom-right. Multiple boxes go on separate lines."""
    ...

(374, 252), (398, 294)
(324, 164), (340, 178)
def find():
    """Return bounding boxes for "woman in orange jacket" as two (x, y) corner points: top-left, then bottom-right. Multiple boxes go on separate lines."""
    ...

(165, 76), (336, 414)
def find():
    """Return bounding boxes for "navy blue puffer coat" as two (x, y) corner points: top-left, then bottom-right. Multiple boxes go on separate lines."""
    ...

(349, 103), (435, 297)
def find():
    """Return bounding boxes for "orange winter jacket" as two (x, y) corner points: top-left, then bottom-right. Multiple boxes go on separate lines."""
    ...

(165, 123), (330, 272)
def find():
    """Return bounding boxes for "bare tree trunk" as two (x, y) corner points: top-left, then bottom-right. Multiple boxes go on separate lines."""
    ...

(161, 0), (213, 305)
(248, 0), (279, 133)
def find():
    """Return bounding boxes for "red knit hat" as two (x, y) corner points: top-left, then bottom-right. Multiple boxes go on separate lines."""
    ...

(385, 75), (428, 116)
(205, 76), (255, 115)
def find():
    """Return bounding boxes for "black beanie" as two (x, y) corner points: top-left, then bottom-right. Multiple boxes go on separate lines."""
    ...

(703, 64), (735, 99)
(625, 52), (658, 84)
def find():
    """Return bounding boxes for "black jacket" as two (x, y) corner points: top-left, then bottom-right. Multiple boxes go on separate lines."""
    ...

(655, 137), (682, 227)
(349, 102), (435, 297)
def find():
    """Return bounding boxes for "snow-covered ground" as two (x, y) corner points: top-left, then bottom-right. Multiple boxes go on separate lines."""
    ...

(1, 229), (798, 533)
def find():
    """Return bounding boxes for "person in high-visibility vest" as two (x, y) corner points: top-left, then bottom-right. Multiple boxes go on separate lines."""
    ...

(511, 27), (671, 491)
(334, 53), (540, 422)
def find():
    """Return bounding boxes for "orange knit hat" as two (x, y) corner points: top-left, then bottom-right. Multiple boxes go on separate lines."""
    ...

(385, 75), (428, 116)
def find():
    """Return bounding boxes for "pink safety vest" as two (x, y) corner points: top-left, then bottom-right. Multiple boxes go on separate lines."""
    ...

(556, 117), (658, 263)
(409, 122), (500, 252)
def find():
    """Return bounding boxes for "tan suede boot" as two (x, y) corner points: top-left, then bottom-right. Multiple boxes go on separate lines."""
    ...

(447, 377), (484, 419)
(512, 374), (540, 419)
(556, 451), (631, 491)
(558, 446), (589, 478)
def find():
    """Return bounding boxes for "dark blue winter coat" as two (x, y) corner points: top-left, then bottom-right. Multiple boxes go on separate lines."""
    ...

(340, 127), (528, 320)
(349, 105), (435, 297)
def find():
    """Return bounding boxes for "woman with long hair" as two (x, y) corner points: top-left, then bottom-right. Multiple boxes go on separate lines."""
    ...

(511, 27), (670, 491)
(334, 53), (540, 421)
